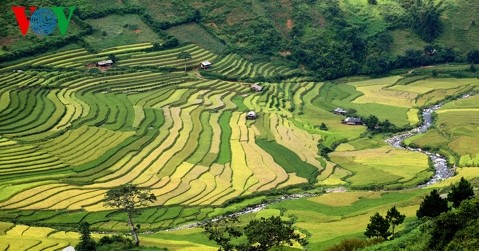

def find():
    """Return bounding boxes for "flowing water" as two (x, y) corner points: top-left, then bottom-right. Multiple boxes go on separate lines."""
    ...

(386, 92), (476, 186)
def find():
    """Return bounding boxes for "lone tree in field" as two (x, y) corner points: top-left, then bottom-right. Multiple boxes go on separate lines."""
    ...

(386, 206), (405, 239)
(104, 184), (156, 246)
(365, 212), (390, 239)
(177, 51), (192, 72)
(448, 177), (474, 208)
(416, 189), (449, 219)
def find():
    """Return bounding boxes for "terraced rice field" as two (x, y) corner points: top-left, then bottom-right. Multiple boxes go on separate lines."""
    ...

(0, 45), (326, 226)
(0, 222), (81, 250)
(209, 54), (300, 79)
(1, 43), (479, 244)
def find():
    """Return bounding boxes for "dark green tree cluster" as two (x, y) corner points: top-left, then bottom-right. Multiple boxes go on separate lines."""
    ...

(409, 0), (445, 42)
(76, 223), (141, 251)
(203, 216), (307, 251)
(362, 115), (401, 133)
(364, 206), (405, 240)
(416, 189), (449, 219)
(417, 179), (474, 220)
(448, 177), (474, 208)
(76, 222), (96, 251)
(427, 192), (478, 250)
(365, 213), (390, 239)
(468, 50), (479, 64)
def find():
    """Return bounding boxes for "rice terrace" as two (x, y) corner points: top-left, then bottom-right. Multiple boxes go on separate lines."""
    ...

(2, 0), (479, 250)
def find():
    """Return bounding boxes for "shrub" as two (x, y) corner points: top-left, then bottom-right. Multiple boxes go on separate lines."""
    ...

(326, 238), (383, 251)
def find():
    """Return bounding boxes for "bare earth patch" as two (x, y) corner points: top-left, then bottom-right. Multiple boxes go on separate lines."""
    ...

(286, 19), (294, 31)
(279, 51), (291, 57)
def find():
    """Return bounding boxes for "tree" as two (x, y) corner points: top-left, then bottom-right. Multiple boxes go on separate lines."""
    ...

(427, 198), (479, 250)
(203, 216), (242, 251)
(76, 222), (96, 251)
(367, 0), (378, 5)
(386, 206), (405, 239)
(104, 184), (156, 246)
(363, 115), (379, 130)
(410, 0), (445, 42)
(364, 213), (390, 239)
(467, 50), (479, 63)
(96, 235), (134, 251)
(243, 216), (306, 251)
(108, 54), (117, 63)
(470, 63), (477, 72)
(416, 189), (449, 218)
(448, 177), (474, 208)
(319, 122), (328, 131)
(203, 216), (307, 251)
(177, 51), (192, 72)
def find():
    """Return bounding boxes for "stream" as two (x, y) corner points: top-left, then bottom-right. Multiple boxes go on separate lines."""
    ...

(386, 92), (476, 187)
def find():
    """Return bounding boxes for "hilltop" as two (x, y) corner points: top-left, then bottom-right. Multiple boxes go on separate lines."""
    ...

(2, 0), (479, 78)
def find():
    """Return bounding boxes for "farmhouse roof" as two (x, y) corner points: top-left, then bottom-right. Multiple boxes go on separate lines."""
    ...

(344, 117), (361, 123)
(97, 59), (114, 65)
(334, 108), (346, 113)
(201, 61), (212, 66)
(247, 111), (256, 117)
(251, 83), (263, 91)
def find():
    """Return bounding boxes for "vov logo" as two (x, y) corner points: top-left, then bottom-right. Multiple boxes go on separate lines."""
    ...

(11, 6), (77, 36)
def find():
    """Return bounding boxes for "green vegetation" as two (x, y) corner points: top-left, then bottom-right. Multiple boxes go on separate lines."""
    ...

(84, 15), (163, 50)
(204, 216), (307, 251)
(255, 138), (318, 184)
(365, 213), (390, 239)
(104, 184), (156, 246)
(76, 222), (96, 251)
(405, 93), (479, 166)
(2, 0), (479, 249)
(166, 23), (226, 54)
(416, 189), (449, 219)
(447, 177), (474, 208)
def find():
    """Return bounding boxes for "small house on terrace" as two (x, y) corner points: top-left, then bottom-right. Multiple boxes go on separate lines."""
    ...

(251, 83), (263, 92)
(246, 111), (257, 120)
(342, 117), (362, 125)
(96, 59), (114, 67)
(200, 61), (212, 69)
(333, 108), (347, 115)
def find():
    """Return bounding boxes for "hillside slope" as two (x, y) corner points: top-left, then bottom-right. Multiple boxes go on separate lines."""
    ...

(2, 0), (479, 79)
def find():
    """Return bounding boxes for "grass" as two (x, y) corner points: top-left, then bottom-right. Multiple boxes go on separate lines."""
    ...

(228, 189), (429, 250)
(85, 14), (163, 50)
(330, 146), (431, 188)
(166, 23), (226, 54)
(255, 138), (318, 183)
(1, 40), (479, 250)
(406, 94), (479, 167)
(216, 111), (232, 164)
(389, 29), (427, 55)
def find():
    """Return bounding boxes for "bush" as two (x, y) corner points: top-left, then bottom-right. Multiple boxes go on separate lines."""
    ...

(326, 238), (383, 251)
(96, 235), (134, 251)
